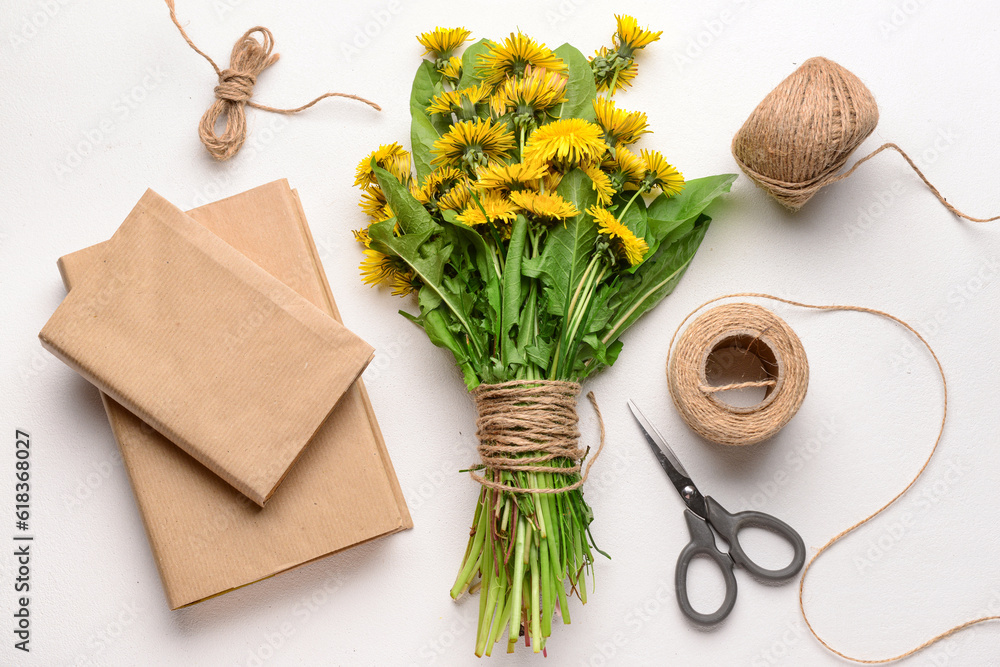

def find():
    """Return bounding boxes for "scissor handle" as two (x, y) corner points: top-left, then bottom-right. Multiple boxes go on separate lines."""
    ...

(675, 509), (738, 625)
(704, 496), (806, 582)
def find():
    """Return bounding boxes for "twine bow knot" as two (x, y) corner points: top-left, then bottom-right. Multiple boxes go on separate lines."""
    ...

(166, 1), (380, 161)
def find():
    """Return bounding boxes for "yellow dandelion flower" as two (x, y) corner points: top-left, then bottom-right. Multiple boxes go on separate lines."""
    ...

(353, 227), (372, 247)
(437, 180), (473, 211)
(417, 27), (472, 58)
(580, 162), (616, 206)
(426, 90), (460, 116)
(490, 66), (568, 119)
(427, 168), (467, 191)
(360, 248), (418, 297)
(592, 97), (650, 146)
(523, 118), (607, 168)
(640, 149), (685, 196)
(355, 143), (412, 188)
(439, 56), (463, 82)
(455, 191), (519, 227)
(389, 271), (419, 297)
(360, 248), (391, 286)
(359, 248), (398, 284)
(509, 190), (579, 223)
(431, 118), (516, 170)
(604, 145), (645, 189)
(415, 170), (474, 215)
(614, 15), (662, 51)
(589, 205), (649, 267)
(475, 160), (547, 192)
(591, 46), (638, 94)
(412, 189), (431, 206)
(375, 204), (396, 223)
(588, 205), (616, 229)
(477, 33), (566, 88)
(543, 170), (563, 193)
(414, 167), (466, 205)
(358, 186), (387, 219)
(426, 82), (492, 116)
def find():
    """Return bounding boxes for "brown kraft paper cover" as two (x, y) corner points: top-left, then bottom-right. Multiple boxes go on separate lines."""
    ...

(40, 189), (374, 505)
(56, 180), (412, 608)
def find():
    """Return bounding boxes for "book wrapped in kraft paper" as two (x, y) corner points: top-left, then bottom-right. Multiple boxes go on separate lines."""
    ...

(40, 189), (374, 506)
(57, 180), (412, 608)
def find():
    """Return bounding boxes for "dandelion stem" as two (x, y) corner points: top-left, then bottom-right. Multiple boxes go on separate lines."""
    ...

(508, 517), (527, 646)
(618, 186), (646, 221)
(607, 67), (621, 98)
(529, 541), (542, 653)
(451, 502), (489, 599)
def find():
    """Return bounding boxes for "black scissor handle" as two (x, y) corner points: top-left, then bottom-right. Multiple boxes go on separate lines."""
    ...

(675, 509), (738, 625)
(705, 496), (806, 582)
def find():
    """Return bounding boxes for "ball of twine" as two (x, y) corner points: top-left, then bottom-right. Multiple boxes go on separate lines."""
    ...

(732, 57), (879, 211)
(667, 303), (808, 446)
(732, 57), (999, 222)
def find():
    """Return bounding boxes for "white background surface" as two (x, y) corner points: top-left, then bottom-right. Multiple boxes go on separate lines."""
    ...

(2, 1), (999, 665)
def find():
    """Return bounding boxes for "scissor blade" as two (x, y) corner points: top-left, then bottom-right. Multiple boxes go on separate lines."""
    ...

(627, 400), (690, 477)
(628, 400), (708, 518)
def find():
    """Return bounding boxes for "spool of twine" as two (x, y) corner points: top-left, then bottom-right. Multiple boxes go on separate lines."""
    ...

(165, 0), (380, 161)
(667, 303), (808, 446)
(469, 380), (605, 494)
(732, 57), (999, 222)
(667, 293), (999, 663)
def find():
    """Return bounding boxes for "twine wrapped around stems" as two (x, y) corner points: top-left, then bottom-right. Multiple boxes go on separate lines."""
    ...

(470, 380), (605, 494)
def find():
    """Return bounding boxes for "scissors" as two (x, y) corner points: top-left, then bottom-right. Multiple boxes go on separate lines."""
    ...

(628, 400), (806, 625)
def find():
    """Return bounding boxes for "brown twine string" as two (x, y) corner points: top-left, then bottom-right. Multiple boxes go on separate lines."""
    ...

(732, 57), (999, 221)
(469, 380), (606, 494)
(698, 379), (776, 394)
(165, 0), (381, 161)
(667, 292), (999, 663)
(668, 303), (809, 446)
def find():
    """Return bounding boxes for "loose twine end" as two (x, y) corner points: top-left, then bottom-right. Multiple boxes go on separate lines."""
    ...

(165, 0), (381, 161)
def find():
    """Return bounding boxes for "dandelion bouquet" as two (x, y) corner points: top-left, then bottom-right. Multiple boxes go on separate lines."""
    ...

(353, 15), (735, 656)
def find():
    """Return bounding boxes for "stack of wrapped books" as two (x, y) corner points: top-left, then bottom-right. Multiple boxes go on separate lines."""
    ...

(41, 180), (411, 608)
